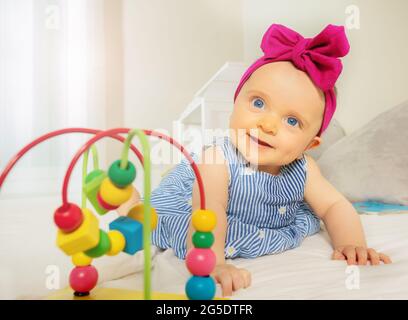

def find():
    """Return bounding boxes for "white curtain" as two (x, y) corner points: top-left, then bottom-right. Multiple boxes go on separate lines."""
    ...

(0, 0), (108, 196)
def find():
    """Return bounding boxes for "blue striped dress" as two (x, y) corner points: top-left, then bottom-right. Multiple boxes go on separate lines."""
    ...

(150, 136), (321, 260)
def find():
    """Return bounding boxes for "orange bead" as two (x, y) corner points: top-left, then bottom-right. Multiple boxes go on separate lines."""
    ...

(72, 252), (93, 267)
(191, 209), (216, 232)
(106, 230), (126, 256)
(127, 203), (158, 230)
(99, 177), (133, 207)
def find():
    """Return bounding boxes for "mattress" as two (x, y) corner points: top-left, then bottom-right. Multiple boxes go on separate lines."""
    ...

(99, 213), (408, 299)
(1, 194), (407, 299)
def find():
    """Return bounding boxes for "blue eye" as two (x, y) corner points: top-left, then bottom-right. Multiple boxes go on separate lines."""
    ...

(286, 117), (299, 127)
(251, 98), (265, 109)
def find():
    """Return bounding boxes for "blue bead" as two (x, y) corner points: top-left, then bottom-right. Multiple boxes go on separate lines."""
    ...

(185, 275), (216, 300)
(109, 216), (142, 255)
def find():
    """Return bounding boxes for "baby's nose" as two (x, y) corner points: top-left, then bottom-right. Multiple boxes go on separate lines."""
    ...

(257, 115), (279, 135)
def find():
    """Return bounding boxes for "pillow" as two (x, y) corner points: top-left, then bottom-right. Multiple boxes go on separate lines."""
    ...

(305, 118), (346, 160)
(0, 194), (158, 299)
(317, 100), (408, 206)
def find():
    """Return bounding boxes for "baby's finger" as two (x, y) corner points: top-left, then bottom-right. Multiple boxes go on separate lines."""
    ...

(212, 275), (220, 284)
(343, 247), (357, 265)
(231, 271), (244, 292)
(379, 253), (392, 264)
(356, 247), (368, 265)
(210, 270), (220, 283)
(332, 250), (346, 260)
(367, 248), (380, 265)
(240, 269), (252, 288)
(218, 272), (233, 297)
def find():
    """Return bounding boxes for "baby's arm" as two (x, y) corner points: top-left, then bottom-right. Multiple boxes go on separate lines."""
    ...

(187, 146), (228, 265)
(186, 146), (251, 297)
(304, 155), (391, 265)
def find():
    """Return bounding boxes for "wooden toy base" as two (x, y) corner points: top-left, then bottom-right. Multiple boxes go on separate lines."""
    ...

(47, 287), (228, 300)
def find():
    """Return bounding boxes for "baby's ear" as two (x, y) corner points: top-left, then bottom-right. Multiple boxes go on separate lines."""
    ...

(306, 136), (322, 151)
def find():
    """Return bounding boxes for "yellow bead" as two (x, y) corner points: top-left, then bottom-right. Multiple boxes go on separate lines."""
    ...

(99, 177), (133, 207)
(57, 209), (99, 256)
(71, 252), (93, 266)
(106, 230), (126, 256)
(127, 203), (158, 230)
(192, 209), (216, 232)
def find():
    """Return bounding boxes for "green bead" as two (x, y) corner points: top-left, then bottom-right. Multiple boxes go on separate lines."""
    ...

(108, 160), (136, 187)
(192, 231), (214, 248)
(85, 230), (111, 258)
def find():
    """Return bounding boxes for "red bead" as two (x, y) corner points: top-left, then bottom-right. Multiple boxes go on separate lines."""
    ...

(185, 248), (216, 276)
(54, 203), (83, 233)
(69, 265), (98, 293)
(97, 192), (119, 211)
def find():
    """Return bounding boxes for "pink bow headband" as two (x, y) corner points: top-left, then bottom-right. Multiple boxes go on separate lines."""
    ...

(234, 24), (350, 136)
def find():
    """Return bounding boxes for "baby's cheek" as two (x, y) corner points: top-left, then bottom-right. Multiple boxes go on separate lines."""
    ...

(228, 111), (240, 130)
(282, 147), (303, 164)
(228, 129), (240, 150)
(229, 103), (251, 127)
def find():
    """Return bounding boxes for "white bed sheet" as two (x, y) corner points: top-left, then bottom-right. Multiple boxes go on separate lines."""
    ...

(1, 194), (406, 299)
(100, 214), (408, 300)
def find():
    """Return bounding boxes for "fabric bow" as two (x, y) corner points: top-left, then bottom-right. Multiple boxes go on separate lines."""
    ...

(260, 24), (350, 91)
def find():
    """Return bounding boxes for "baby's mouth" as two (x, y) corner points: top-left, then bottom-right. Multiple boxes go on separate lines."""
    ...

(247, 133), (274, 148)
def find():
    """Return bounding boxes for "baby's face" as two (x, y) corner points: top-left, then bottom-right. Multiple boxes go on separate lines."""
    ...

(229, 61), (325, 173)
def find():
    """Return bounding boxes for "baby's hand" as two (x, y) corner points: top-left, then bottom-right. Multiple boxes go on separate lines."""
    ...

(332, 246), (392, 265)
(210, 264), (251, 297)
(116, 186), (141, 216)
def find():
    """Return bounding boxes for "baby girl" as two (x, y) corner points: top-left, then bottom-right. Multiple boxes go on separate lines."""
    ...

(124, 24), (392, 297)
